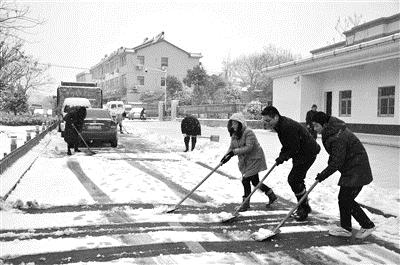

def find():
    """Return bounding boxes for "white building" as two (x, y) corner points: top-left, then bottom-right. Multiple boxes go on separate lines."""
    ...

(86, 32), (202, 103)
(265, 13), (399, 135)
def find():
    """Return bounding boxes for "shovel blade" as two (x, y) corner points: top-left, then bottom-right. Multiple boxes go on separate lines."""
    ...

(165, 207), (177, 213)
(251, 228), (280, 241)
(219, 212), (239, 223)
(210, 135), (219, 142)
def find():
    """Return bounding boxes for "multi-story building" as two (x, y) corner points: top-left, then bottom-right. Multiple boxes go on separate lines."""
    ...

(76, 71), (92, 82)
(85, 32), (202, 103)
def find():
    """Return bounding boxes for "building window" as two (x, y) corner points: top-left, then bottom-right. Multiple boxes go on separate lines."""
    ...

(120, 55), (126, 66)
(137, 56), (145, 66)
(121, 74), (127, 88)
(137, 76), (144, 86)
(161, 77), (166, 87)
(378, 86), (395, 116)
(161, 57), (168, 67)
(339, 90), (352, 116)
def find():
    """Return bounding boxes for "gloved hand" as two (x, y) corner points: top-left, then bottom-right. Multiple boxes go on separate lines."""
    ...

(315, 173), (327, 182)
(220, 151), (235, 164)
(275, 156), (285, 165)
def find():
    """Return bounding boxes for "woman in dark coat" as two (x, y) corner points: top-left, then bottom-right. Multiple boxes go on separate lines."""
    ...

(181, 114), (201, 152)
(63, 106), (86, 155)
(312, 111), (375, 239)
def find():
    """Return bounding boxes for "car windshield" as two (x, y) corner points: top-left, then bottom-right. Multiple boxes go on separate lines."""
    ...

(86, 109), (111, 119)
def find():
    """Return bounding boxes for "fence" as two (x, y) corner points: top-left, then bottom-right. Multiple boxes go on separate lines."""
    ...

(0, 121), (58, 175)
(177, 103), (247, 118)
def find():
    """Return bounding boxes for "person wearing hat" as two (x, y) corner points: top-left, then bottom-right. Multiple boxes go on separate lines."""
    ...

(311, 111), (376, 239)
(261, 106), (320, 221)
(306, 104), (318, 139)
(220, 112), (277, 211)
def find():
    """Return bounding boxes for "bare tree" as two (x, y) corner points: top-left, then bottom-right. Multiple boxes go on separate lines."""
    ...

(230, 45), (299, 102)
(0, 0), (48, 113)
(331, 13), (364, 43)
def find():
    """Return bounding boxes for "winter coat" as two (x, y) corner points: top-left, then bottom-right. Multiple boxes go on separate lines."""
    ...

(63, 107), (86, 145)
(181, 115), (201, 136)
(228, 113), (267, 178)
(318, 116), (373, 187)
(306, 110), (317, 128)
(275, 116), (320, 165)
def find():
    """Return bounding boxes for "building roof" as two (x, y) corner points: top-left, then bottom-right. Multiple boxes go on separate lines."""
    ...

(264, 13), (400, 78)
(133, 33), (202, 58)
(311, 13), (400, 55)
(90, 32), (202, 71)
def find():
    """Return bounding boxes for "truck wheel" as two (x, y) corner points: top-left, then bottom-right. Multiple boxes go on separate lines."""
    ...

(111, 140), (118, 147)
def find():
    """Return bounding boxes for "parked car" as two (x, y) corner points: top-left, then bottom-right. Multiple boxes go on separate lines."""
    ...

(128, 107), (146, 120)
(80, 108), (118, 147)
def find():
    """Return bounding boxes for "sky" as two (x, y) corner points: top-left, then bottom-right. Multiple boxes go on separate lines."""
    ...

(16, 0), (400, 96)
(0, 120), (399, 263)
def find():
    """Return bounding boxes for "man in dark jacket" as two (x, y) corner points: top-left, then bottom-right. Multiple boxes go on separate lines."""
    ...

(63, 106), (87, 155)
(261, 106), (320, 221)
(306, 104), (318, 139)
(181, 114), (201, 152)
(312, 111), (375, 239)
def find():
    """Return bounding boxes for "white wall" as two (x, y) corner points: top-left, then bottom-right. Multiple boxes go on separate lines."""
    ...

(273, 75), (302, 121)
(300, 75), (323, 122)
(319, 59), (399, 125)
(272, 58), (399, 126)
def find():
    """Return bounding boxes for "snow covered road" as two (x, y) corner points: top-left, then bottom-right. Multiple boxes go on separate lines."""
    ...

(0, 120), (399, 264)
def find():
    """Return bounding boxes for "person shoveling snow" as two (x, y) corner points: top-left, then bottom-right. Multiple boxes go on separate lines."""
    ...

(222, 113), (277, 213)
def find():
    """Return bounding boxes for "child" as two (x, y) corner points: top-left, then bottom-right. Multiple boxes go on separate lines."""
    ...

(221, 112), (277, 211)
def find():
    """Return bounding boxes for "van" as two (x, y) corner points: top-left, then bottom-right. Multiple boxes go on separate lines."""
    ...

(106, 101), (125, 122)
(59, 97), (91, 135)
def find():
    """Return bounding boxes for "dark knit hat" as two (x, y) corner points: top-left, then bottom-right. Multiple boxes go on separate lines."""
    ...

(311, 111), (329, 125)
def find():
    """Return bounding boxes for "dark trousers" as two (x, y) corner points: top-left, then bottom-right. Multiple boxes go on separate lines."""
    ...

(308, 127), (317, 139)
(288, 156), (316, 195)
(184, 136), (197, 151)
(67, 142), (79, 151)
(338, 186), (375, 231)
(242, 174), (271, 197)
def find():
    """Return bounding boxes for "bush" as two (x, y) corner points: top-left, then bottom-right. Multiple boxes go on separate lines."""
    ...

(0, 112), (57, 126)
(244, 101), (263, 120)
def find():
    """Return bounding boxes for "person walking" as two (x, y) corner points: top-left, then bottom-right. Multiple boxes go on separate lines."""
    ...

(63, 106), (86, 155)
(221, 112), (277, 212)
(261, 106), (320, 221)
(181, 114), (201, 152)
(306, 104), (318, 139)
(311, 111), (376, 239)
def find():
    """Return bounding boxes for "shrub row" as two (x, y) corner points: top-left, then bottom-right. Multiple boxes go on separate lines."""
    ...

(0, 112), (57, 126)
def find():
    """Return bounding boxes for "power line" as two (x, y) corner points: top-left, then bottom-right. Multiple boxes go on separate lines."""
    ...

(38, 62), (89, 70)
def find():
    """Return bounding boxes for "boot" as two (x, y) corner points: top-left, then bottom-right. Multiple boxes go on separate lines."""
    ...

(191, 137), (197, 151)
(265, 189), (277, 206)
(294, 199), (311, 221)
(235, 196), (250, 212)
(67, 149), (72, 156)
(184, 136), (190, 152)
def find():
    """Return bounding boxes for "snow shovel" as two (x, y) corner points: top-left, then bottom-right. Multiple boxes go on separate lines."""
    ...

(251, 180), (319, 241)
(221, 163), (277, 223)
(166, 162), (223, 213)
(72, 124), (96, 155)
(198, 135), (220, 142)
